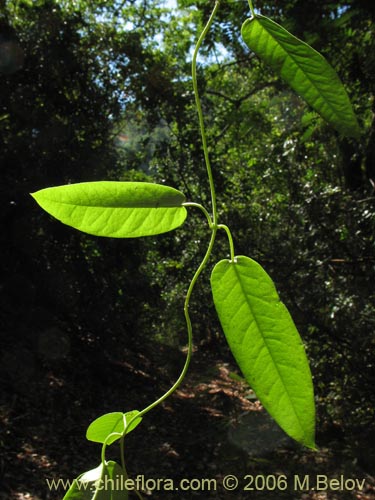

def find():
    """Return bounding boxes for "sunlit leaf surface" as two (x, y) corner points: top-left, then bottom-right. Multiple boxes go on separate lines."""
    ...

(211, 256), (315, 448)
(31, 181), (187, 237)
(242, 15), (360, 138)
(86, 410), (142, 445)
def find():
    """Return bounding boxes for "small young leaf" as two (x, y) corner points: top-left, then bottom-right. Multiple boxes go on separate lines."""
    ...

(86, 412), (125, 445)
(211, 256), (315, 449)
(63, 461), (128, 500)
(86, 410), (142, 445)
(31, 181), (187, 238)
(241, 15), (360, 138)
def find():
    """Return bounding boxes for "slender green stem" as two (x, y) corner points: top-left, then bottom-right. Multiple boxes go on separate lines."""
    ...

(121, 235), (218, 461)
(248, 0), (255, 16)
(183, 202), (213, 227)
(192, 0), (220, 225)
(122, 0), (221, 436)
(101, 441), (107, 465)
(126, 231), (217, 427)
(92, 456), (107, 500)
(101, 432), (122, 464)
(218, 224), (235, 261)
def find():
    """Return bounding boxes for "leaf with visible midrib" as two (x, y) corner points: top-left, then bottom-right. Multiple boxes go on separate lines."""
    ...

(31, 181), (187, 238)
(86, 410), (142, 445)
(211, 256), (315, 449)
(241, 15), (360, 138)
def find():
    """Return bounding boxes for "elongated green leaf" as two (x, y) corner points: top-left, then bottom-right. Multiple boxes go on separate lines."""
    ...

(86, 410), (142, 445)
(31, 181), (187, 238)
(63, 461), (128, 500)
(241, 15), (360, 138)
(211, 256), (315, 448)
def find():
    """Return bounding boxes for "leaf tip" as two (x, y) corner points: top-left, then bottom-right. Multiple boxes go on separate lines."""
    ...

(350, 123), (362, 140)
(304, 435), (317, 449)
(30, 189), (45, 205)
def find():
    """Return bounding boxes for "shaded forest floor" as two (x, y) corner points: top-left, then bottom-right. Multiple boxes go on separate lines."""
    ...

(1, 342), (375, 500)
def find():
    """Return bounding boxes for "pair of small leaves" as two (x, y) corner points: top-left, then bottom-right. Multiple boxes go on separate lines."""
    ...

(86, 410), (142, 446)
(63, 461), (128, 500)
(62, 412), (141, 499)
(241, 15), (360, 139)
(211, 256), (316, 449)
(31, 181), (187, 238)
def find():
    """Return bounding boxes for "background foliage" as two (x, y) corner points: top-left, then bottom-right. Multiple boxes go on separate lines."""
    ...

(1, 0), (374, 497)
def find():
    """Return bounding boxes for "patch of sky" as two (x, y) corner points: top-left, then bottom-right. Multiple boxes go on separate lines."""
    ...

(91, 0), (239, 113)
(337, 5), (351, 16)
(317, 3), (350, 20)
(93, 0), (237, 65)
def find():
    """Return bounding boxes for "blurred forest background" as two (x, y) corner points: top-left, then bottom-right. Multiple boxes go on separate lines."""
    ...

(1, 0), (375, 498)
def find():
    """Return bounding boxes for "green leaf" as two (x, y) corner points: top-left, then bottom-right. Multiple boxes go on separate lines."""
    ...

(241, 15), (360, 138)
(63, 461), (128, 500)
(210, 256), (315, 449)
(86, 412), (124, 445)
(31, 181), (187, 238)
(86, 410), (142, 445)
(123, 410), (142, 434)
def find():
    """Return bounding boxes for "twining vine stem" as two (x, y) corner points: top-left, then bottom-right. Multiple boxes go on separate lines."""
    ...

(191, 0), (221, 226)
(248, 0), (255, 16)
(100, 3), (235, 495)
(118, 3), (222, 450)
